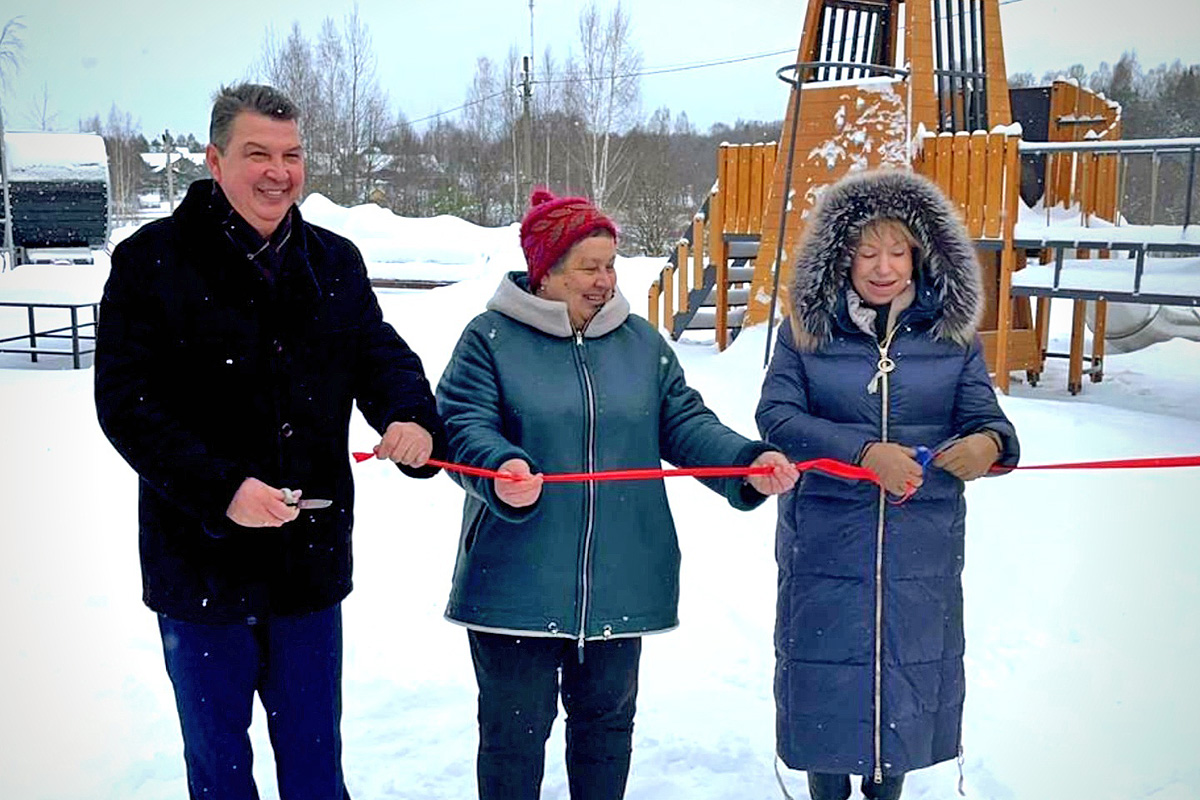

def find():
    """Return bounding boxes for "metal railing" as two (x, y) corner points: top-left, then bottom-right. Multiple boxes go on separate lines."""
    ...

(1019, 137), (1200, 229)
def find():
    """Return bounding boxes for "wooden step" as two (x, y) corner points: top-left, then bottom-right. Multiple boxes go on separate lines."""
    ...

(684, 307), (746, 330)
(724, 237), (760, 259)
(727, 266), (755, 283)
(699, 286), (750, 306)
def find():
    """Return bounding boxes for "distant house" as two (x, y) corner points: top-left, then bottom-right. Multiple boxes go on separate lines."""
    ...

(140, 148), (207, 197)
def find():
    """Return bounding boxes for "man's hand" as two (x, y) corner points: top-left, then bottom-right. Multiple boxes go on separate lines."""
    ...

(934, 432), (1000, 481)
(226, 477), (300, 528)
(494, 458), (543, 508)
(861, 442), (924, 496)
(375, 421), (434, 468)
(746, 451), (800, 496)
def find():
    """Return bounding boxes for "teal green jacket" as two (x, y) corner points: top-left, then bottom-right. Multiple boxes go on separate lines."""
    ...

(436, 272), (771, 643)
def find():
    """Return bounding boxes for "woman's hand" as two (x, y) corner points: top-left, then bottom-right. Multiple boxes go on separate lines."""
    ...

(861, 442), (924, 496)
(934, 432), (1000, 481)
(494, 458), (544, 508)
(746, 451), (800, 496)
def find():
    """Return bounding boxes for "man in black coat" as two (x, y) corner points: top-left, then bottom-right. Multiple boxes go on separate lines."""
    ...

(94, 83), (444, 800)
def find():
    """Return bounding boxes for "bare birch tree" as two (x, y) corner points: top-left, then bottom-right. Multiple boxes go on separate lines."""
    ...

(258, 23), (320, 153)
(565, 1), (641, 208)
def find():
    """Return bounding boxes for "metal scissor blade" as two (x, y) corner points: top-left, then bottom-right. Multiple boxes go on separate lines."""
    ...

(281, 488), (333, 510)
(296, 498), (333, 510)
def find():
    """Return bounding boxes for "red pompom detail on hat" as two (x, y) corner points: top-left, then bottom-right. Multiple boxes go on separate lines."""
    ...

(519, 188), (617, 290)
(529, 188), (557, 207)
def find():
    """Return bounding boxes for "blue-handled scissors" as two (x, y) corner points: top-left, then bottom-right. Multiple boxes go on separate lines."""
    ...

(914, 437), (962, 471)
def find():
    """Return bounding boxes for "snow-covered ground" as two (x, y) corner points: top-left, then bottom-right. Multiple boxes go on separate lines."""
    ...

(1, 203), (1199, 800)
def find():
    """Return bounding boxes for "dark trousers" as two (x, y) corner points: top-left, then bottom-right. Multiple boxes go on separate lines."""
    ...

(468, 630), (642, 800)
(157, 606), (351, 800)
(808, 771), (905, 800)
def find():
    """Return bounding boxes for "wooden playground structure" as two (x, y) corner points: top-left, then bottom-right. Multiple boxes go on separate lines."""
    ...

(647, 0), (1200, 394)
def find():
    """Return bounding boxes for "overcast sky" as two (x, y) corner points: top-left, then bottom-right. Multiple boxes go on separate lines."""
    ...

(1, 0), (1195, 143)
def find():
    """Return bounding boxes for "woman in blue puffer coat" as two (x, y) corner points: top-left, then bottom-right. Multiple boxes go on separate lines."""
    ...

(437, 188), (798, 800)
(756, 170), (1020, 800)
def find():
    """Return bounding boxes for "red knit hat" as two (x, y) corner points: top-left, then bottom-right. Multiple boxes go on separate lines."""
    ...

(520, 187), (618, 289)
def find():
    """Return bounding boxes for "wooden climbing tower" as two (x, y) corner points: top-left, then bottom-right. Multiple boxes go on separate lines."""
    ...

(744, 0), (1014, 325)
(649, 0), (1196, 395)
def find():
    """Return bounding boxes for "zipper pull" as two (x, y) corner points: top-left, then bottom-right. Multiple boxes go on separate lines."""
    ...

(577, 636), (586, 664)
(866, 355), (895, 394)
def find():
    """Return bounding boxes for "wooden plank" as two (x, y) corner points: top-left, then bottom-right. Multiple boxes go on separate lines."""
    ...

(712, 152), (727, 264)
(663, 267), (675, 334)
(648, 283), (660, 329)
(1068, 298), (1086, 394)
(983, 0), (1013, 126)
(692, 217), (704, 288)
(1091, 300), (1107, 382)
(677, 242), (690, 314)
(984, 133), (1005, 238)
(749, 145), (765, 233)
(1034, 296), (1051, 376)
(980, 329), (1041, 373)
(967, 131), (988, 238)
(993, 136), (1023, 393)
(905, 0), (939, 132)
(934, 134), (954, 196)
(951, 133), (970, 217)
(736, 144), (753, 233)
(995, 244), (1015, 393)
(722, 145), (739, 233)
(1003, 135), (1021, 239)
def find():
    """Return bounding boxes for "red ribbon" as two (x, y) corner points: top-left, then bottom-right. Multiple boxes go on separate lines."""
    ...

(354, 452), (880, 485)
(355, 450), (1200, 485)
(1000, 455), (1200, 471)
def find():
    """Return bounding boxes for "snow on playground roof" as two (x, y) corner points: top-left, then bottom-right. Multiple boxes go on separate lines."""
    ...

(3, 132), (109, 183)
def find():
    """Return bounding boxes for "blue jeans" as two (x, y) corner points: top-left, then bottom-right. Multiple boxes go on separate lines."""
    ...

(468, 630), (641, 800)
(158, 606), (351, 800)
(808, 772), (905, 800)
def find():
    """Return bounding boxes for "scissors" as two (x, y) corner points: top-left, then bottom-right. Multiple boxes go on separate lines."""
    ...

(913, 436), (961, 470)
(280, 487), (333, 510)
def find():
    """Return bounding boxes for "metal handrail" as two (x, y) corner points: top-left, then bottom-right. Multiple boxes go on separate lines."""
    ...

(776, 61), (910, 87)
(1018, 137), (1200, 155)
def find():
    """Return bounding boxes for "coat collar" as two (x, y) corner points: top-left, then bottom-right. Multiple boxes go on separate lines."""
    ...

(175, 179), (322, 305)
(487, 271), (630, 338)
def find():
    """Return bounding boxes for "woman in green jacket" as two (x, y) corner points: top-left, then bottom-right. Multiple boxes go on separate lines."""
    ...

(436, 188), (797, 800)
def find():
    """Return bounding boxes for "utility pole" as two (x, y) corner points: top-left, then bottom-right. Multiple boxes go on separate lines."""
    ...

(0, 102), (15, 271)
(520, 0), (534, 199)
(163, 129), (176, 212)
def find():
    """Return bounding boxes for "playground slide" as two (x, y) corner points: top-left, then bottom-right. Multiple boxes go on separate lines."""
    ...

(1089, 303), (1200, 354)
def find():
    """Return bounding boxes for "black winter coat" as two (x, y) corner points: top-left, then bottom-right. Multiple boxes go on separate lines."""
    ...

(95, 180), (443, 624)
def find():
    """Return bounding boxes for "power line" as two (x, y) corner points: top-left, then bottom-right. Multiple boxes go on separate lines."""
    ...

(405, 0), (1028, 127)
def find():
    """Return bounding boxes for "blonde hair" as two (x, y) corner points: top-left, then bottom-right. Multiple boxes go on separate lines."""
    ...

(856, 218), (919, 251)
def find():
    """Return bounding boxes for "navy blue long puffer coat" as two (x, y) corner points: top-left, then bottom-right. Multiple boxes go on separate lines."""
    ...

(756, 170), (1019, 781)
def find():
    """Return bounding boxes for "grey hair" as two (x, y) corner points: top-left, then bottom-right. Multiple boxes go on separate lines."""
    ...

(209, 83), (300, 153)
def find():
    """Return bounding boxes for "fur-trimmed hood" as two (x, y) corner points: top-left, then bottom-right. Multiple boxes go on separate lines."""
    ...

(788, 169), (983, 350)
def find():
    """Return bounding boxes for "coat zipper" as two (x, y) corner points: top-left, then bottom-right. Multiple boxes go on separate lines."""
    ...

(871, 325), (900, 785)
(574, 330), (598, 663)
